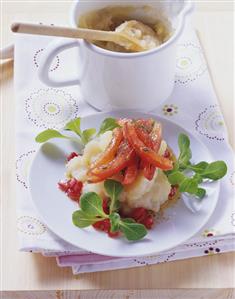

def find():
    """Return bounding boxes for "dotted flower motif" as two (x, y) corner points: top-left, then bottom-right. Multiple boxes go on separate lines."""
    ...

(16, 150), (36, 189)
(202, 229), (219, 238)
(204, 247), (221, 255)
(25, 88), (79, 129)
(230, 171), (235, 186)
(133, 252), (176, 266)
(17, 216), (47, 235)
(185, 240), (218, 248)
(162, 104), (178, 116)
(33, 48), (60, 72)
(175, 43), (207, 84)
(195, 105), (225, 141)
(231, 213), (235, 226)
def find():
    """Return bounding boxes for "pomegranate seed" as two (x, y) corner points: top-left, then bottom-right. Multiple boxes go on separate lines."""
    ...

(68, 178), (77, 188)
(67, 190), (80, 201)
(93, 221), (103, 230)
(144, 215), (154, 229)
(93, 219), (120, 238)
(58, 181), (69, 192)
(102, 219), (111, 232)
(67, 152), (79, 161)
(93, 219), (110, 232)
(164, 149), (170, 158)
(169, 185), (177, 198)
(58, 178), (83, 202)
(130, 207), (148, 223)
(73, 181), (83, 193)
(108, 230), (120, 238)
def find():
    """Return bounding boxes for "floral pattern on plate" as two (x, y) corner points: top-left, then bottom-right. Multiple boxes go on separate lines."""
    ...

(25, 88), (79, 129)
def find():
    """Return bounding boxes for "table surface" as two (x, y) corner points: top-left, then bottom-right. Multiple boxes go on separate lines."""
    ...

(1, 1), (234, 292)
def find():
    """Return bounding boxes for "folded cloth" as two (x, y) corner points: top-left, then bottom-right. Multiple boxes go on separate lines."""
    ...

(63, 238), (235, 274)
(15, 21), (235, 274)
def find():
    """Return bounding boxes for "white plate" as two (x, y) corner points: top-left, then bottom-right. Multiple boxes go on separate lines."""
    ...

(29, 111), (220, 257)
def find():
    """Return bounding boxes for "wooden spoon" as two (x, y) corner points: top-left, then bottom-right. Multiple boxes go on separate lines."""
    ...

(11, 22), (159, 52)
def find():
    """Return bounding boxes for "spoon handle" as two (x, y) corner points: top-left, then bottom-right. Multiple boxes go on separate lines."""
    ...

(11, 22), (118, 43)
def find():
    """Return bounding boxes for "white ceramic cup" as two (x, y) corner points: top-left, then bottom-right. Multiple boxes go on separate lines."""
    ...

(38, 0), (193, 111)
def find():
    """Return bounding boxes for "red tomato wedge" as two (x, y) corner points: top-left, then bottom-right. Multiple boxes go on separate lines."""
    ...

(135, 125), (155, 149)
(117, 118), (131, 127)
(140, 161), (156, 181)
(135, 119), (155, 133)
(87, 141), (135, 183)
(88, 128), (123, 172)
(123, 154), (139, 185)
(123, 122), (173, 171)
(135, 126), (156, 180)
(135, 121), (162, 180)
(151, 122), (162, 152)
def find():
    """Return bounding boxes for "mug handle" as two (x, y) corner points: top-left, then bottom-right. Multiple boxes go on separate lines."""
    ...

(38, 39), (81, 87)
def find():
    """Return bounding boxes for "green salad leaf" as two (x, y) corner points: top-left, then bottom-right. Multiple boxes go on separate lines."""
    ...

(177, 133), (192, 169)
(72, 192), (108, 229)
(97, 118), (120, 136)
(195, 188), (206, 199)
(81, 128), (96, 145)
(64, 118), (82, 136)
(104, 179), (123, 213)
(109, 212), (121, 232)
(35, 129), (72, 143)
(65, 118), (96, 145)
(179, 177), (199, 194)
(198, 161), (227, 180)
(167, 171), (185, 185)
(79, 192), (107, 218)
(165, 133), (227, 200)
(119, 219), (147, 241)
(188, 161), (209, 173)
(72, 210), (98, 228)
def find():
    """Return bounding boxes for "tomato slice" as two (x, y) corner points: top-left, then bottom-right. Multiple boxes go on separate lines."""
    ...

(135, 125), (155, 149)
(135, 119), (155, 133)
(135, 126), (156, 180)
(87, 141), (135, 183)
(88, 128), (123, 172)
(151, 122), (162, 152)
(135, 120), (162, 152)
(124, 122), (173, 171)
(117, 118), (131, 127)
(123, 154), (139, 185)
(135, 122), (162, 180)
(139, 160), (155, 181)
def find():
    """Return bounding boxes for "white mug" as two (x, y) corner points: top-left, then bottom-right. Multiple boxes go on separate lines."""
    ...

(38, 0), (193, 111)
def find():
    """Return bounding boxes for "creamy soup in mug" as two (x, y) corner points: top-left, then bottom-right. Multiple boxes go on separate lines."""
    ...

(78, 5), (172, 52)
